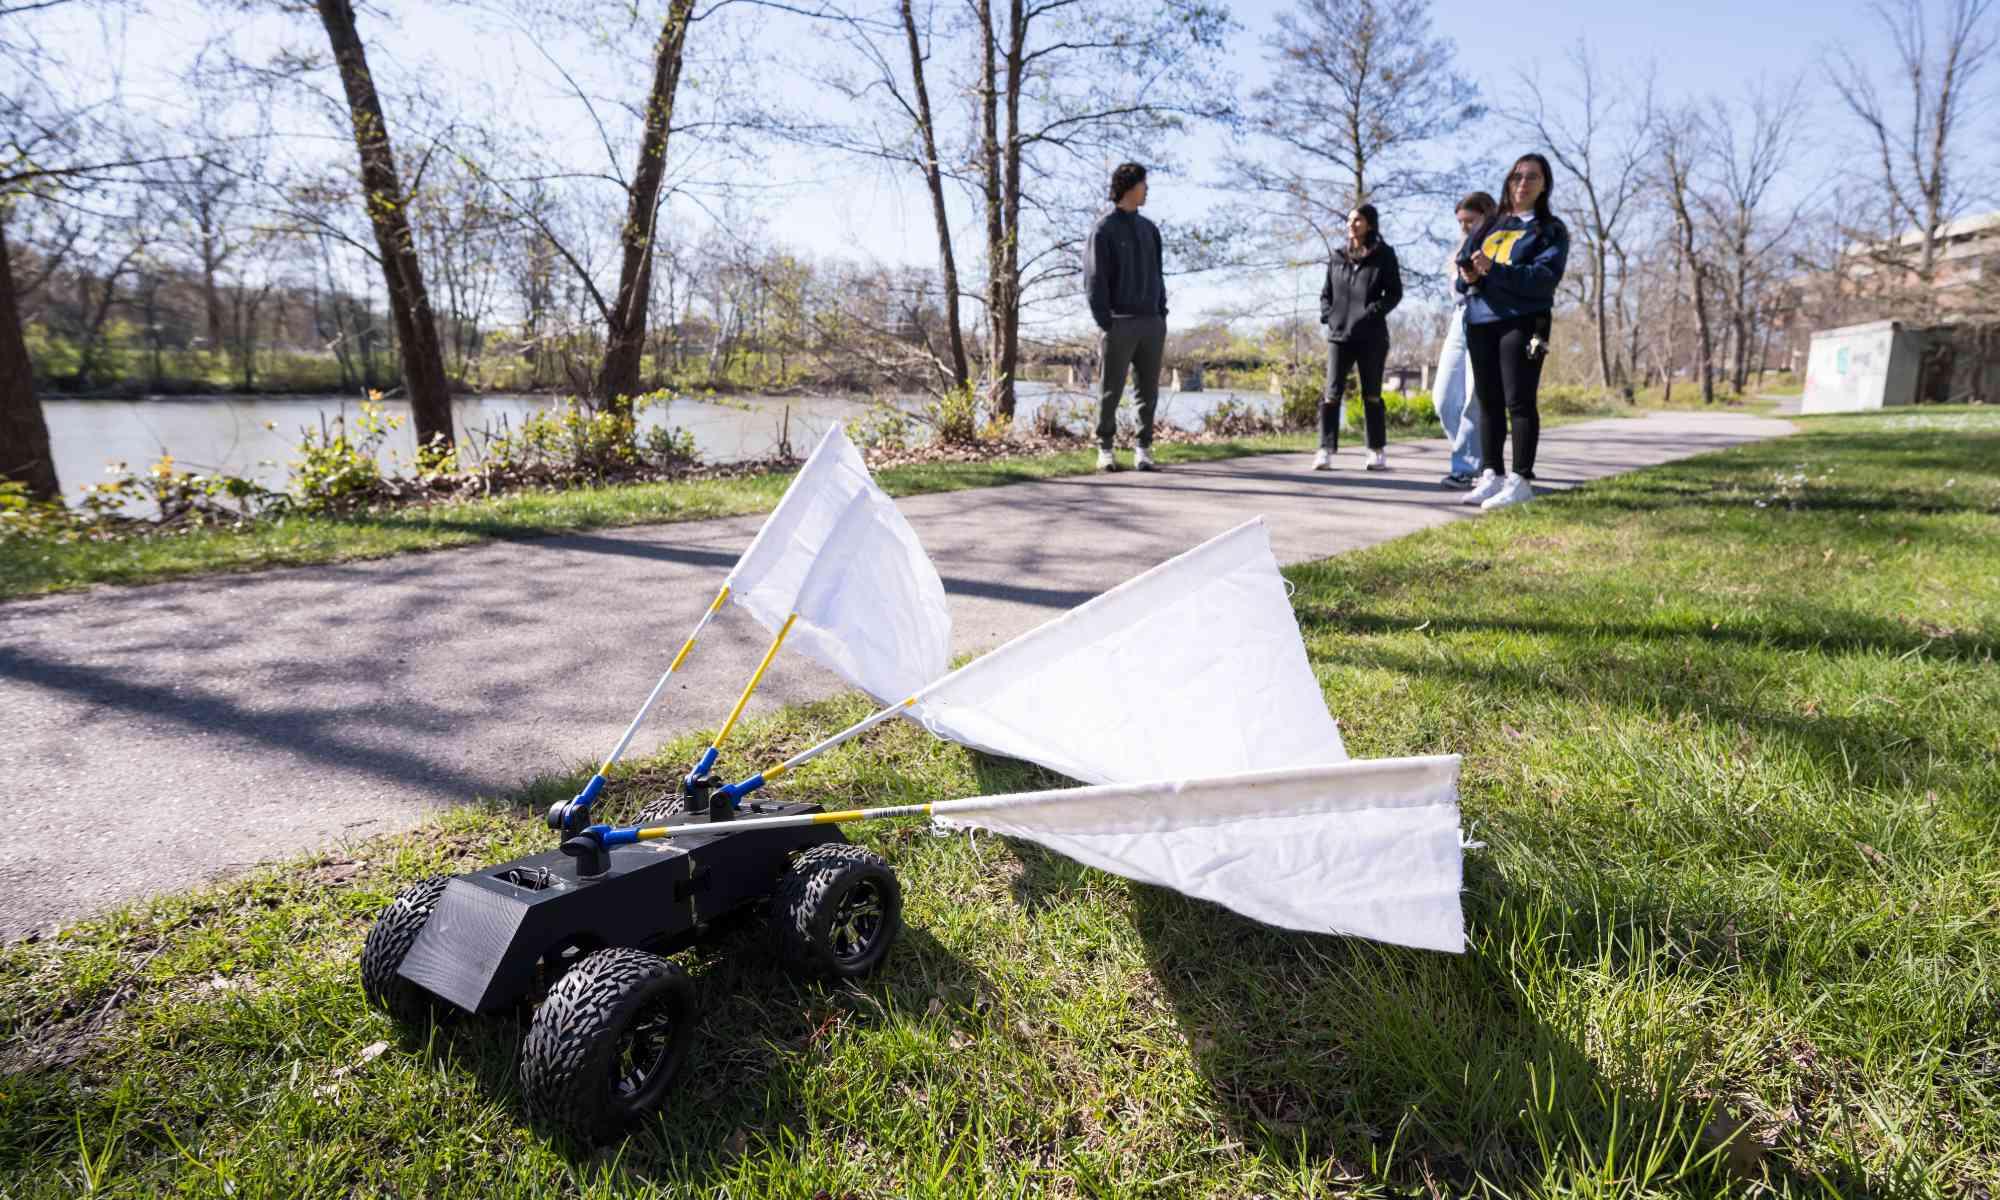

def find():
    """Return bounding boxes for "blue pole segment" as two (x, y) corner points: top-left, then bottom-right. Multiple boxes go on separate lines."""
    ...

(687, 746), (720, 782)
(572, 774), (607, 809)
(601, 826), (639, 846)
(717, 774), (766, 806)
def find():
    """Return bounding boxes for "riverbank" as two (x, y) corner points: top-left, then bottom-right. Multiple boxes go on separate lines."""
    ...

(3, 410), (1990, 1196)
(0, 428), (1319, 601)
(5, 388), (1792, 602)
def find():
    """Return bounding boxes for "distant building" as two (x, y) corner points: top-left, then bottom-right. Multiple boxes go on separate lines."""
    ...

(1841, 211), (2000, 312)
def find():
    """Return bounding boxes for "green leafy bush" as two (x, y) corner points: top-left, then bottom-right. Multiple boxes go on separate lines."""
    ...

(288, 399), (400, 514)
(847, 404), (916, 452)
(927, 381), (984, 446)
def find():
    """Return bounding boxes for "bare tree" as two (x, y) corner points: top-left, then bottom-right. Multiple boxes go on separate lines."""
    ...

(976, 0), (1235, 419)
(2, 0), (179, 500)
(597, 0), (696, 410)
(1826, 0), (1999, 312)
(1503, 42), (1653, 393)
(1697, 76), (1806, 394)
(896, 0), (968, 388)
(1655, 107), (1718, 404)
(313, 0), (455, 450)
(1233, 0), (1481, 246)
(753, 2), (975, 388)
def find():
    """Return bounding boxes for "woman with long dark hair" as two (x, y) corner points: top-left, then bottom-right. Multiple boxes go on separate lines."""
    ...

(1434, 190), (1496, 488)
(1315, 204), (1403, 471)
(1456, 153), (1568, 509)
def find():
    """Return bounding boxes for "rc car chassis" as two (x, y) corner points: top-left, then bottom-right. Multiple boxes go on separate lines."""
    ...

(360, 779), (904, 1141)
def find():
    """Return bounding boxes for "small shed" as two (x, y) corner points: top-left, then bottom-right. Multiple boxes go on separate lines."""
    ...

(1800, 320), (1924, 413)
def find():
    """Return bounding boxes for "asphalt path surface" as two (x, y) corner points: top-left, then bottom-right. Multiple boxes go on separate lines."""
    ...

(0, 411), (1794, 937)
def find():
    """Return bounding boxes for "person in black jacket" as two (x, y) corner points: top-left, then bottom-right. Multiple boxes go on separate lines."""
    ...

(1082, 162), (1168, 472)
(1316, 204), (1403, 471)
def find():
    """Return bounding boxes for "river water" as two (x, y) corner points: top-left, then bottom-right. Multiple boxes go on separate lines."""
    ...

(41, 381), (1279, 510)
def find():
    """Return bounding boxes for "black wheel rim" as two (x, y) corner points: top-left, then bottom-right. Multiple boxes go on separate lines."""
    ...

(829, 878), (886, 964)
(611, 992), (681, 1099)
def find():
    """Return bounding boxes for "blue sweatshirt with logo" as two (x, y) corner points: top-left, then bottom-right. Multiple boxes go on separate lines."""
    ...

(1454, 213), (1569, 326)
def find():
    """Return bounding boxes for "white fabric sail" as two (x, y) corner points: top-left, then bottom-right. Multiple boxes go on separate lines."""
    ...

(724, 425), (950, 704)
(791, 490), (952, 704)
(935, 756), (1466, 952)
(912, 518), (1347, 784)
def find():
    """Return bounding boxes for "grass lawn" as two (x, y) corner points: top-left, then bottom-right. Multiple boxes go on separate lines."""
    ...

(2, 409), (1995, 1197)
(0, 433), (1315, 602)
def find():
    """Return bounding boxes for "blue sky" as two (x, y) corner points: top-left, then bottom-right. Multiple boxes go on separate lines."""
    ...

(26, 0), (1989, 331)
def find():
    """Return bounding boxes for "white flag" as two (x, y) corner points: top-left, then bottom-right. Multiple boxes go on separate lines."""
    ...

(725, 424), (951, 703)
(913, 518), (1346, 785)
(937, 756), (1466, 952)
(791, 491), (952, 704)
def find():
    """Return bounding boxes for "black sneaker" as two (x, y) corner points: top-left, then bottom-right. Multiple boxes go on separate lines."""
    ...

(1440, 473), (1476, 490)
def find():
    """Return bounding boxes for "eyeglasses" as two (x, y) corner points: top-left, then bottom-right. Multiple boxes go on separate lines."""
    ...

(1509, 171), (1542, 183)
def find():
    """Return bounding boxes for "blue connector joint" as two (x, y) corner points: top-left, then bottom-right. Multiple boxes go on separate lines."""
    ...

(572, 774), (607, 811)
(686, 747), (720, 785)
(600, 826), (639, 846)
(717, 774), (765, 806)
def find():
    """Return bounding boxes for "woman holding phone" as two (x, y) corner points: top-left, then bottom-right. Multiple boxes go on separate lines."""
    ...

(1456, 153), (1568, 509)
(1435, 191), (1495, 488)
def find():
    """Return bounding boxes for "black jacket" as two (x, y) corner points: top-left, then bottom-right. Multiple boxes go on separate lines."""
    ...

(1084, 208), (1167, 331)
(1320, 238), (1403, 342)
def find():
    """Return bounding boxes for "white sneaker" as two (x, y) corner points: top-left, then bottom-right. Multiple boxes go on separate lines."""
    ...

(1096, 447), (1119, 472)
(1461, 470), (1503, 505)
(1480, 473), (1534, 510)
(1134, 445), (1157, 472)
(1364, 449), (1388, 471)
(1311, 449), (1332, 471)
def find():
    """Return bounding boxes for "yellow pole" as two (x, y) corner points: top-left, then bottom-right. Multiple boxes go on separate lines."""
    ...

(711, 612), (798, 752)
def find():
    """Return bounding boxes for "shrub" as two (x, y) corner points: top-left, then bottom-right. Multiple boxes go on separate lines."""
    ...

(927, 381), (984, 446)
(1032, 392), (1094, 440)
(1275, 360), (1324, 431)
(1200, 395), (1278, 436)
(289, 399), (400, 514)
(848, 404), (916, 452)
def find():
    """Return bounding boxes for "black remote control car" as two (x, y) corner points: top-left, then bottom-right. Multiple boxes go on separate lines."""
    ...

(358, 777), (903, 1142)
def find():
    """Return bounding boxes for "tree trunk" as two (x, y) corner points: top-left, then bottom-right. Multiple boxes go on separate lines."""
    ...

(596, 0), (694, 413)
(1730, 254), (1752, 394)
(900, 0), (968, 390)
(316, 0), (454, 448)
(995, 0), (1024, 423)
(1591, 240), (1613, 391)
(1661, 249), (1681, 405)
(1691, 265), (1716, 404)
(976, 0), (1006, 416)
(201, 229), (224, 353)
(0, 219), (60, 501)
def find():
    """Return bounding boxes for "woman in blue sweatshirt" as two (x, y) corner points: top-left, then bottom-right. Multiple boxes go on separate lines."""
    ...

(1455, 153), (1569, 510)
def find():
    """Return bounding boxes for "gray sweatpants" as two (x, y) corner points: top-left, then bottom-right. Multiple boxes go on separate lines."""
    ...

(1096, 315), (1166, 449)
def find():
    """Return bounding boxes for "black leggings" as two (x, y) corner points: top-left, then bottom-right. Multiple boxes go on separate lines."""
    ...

(1320, 334), (1389, 451)
(1464, 315), (1544, 478)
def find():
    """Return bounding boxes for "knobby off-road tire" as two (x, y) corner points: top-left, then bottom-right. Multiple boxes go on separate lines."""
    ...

(773, 844), (903, 979)
(360, 875), (454, 1026)
(519, 947), (696, 1143)
(633, 792), (687, 826)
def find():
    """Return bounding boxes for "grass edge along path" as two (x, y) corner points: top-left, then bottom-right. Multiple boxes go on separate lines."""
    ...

(2, 408), (1995, 1197)
(0, 432), (1314, 602)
